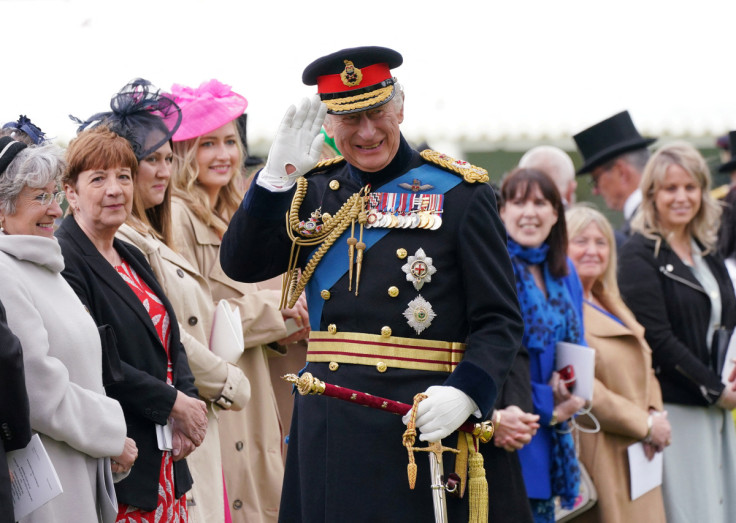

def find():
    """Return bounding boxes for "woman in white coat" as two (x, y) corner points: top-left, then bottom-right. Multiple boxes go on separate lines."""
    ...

(0, 137), (135, 523)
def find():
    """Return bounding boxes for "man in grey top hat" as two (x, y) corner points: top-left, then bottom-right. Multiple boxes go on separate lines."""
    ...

(573, 110), (656, 248)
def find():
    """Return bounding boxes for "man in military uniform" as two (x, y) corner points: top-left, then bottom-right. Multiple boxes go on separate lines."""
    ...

(221, 46), (526, 522)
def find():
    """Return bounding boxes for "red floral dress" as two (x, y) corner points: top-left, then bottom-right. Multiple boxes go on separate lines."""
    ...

(114, 260), (188, 523)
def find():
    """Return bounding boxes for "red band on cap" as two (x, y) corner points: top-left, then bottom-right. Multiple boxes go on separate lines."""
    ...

(317, 63), (392, 94)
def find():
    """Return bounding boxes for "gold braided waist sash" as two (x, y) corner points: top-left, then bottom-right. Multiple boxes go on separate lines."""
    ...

(307, 331), (466, 373)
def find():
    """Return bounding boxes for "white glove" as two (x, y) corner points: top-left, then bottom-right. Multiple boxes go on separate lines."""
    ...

(402, 386), (480, 442)
(257, 95), (327, 192)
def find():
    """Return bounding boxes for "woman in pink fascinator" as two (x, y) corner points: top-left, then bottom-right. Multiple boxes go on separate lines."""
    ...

(167, 80), (310, 523)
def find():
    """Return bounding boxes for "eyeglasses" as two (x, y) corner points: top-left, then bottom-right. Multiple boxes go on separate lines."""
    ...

(33, 191), (66, 206)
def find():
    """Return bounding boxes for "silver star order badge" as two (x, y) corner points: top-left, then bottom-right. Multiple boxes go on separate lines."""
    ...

(401, 248), (437, 291)
(403, 295), (437, 335)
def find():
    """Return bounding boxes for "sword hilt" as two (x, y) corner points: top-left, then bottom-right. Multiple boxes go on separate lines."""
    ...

(282, 372), (326, 396)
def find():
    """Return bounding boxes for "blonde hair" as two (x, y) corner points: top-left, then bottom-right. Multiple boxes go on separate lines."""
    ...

(566, 204), (619, 300)
(630, 141), (720, 253)
(171, 124), (245, 237)
(566, 203), (643, 331)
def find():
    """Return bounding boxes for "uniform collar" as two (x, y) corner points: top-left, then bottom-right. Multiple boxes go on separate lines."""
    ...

(346, 134), (416, 188)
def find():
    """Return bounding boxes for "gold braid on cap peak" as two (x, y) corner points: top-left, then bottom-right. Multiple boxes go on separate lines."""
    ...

(420, 150), (490, 184)
(281, 176), (367, 308)
(325, 85), (394, 113)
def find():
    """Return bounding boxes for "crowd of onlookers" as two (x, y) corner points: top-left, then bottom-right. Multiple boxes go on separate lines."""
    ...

(489, 110), (736, 523)
(1, 78), (736, 523)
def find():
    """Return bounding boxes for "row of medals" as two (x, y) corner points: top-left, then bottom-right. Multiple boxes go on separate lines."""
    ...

(366, 209), (442, 230)
(365, 191), (444, 230)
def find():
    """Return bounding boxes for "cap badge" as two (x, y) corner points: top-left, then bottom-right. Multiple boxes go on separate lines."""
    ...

(340, 60), (363, 87)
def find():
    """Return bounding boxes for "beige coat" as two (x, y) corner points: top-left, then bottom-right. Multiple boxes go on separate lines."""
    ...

(573, 297), (666, 523)
(116, 224), (250, 523)
(171, 198), (288, 523)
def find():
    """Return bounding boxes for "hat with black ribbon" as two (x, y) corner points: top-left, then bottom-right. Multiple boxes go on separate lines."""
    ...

(302, 46), (403, 114)
(573, 110), (656, 175)
(0, 136), (27, 176)
(71, 78), (182, 161)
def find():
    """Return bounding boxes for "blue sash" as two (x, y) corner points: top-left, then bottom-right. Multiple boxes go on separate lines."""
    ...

(305, 163), (462, 330)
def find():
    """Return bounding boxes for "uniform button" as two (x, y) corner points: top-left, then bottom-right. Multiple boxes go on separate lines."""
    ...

(235, 441), (244, 451)
(665, 264), (674, 272)
(233, 499), (243, 510)
(328, 324), (337, 334)
(176, 269), (185, 278)
(396, 248), (408, 259)
(329, 180), (340, 190)
(381, 326), (392, 337)
(321, 212), (332, 222)
(329, 361), (339, 371)
(376, 361), (388, 373)
(188, 316), (198, 326)
(321, 290), (331, 300)
(388, 286), (399, 298)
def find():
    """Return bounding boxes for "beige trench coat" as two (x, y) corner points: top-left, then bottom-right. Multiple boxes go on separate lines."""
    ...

(171, 198), (288, 523)
(116, 224), (251, 523)
(572, 297), (666, 523)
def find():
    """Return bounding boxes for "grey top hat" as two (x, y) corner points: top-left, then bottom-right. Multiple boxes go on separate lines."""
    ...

(573, 110), (656, 175)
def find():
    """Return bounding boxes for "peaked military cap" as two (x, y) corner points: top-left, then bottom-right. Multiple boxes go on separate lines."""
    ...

(302, 46), (403, 114)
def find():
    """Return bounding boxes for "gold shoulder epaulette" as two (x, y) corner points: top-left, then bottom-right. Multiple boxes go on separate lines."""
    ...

(306, 156), (346, 176)
(711, 183), (730, 200)
(420, 150), (489, 184)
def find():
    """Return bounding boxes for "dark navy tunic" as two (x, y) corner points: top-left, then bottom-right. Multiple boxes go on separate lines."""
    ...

(221, 136), (527, 522)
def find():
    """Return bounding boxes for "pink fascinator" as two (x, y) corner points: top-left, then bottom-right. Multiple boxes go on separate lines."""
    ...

(167, 79), (248, 141)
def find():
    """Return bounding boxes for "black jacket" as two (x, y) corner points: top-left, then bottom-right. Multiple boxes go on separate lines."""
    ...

(56, 216), (198, 511)
(0, 300), (31, 523)
(619, 233), (736, 406)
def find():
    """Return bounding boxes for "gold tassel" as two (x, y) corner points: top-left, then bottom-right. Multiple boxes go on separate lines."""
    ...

(454, 430), (469, 498)
(347, 220), (356, 291)
(402, 394), (427, 490)
(354, 208), (367, 296)
(466, 433), (488, 523)
(407, 461), (417, 490)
